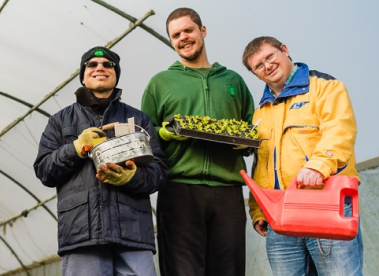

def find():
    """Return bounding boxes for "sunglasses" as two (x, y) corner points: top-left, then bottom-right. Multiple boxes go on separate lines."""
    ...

(84, 61), (116, 68)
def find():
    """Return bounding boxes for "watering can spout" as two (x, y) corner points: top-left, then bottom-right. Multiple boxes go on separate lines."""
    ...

(239, 170), (283, 226)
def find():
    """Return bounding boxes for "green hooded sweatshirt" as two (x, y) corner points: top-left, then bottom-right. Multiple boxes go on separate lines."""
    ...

(142, 61), (255, 186)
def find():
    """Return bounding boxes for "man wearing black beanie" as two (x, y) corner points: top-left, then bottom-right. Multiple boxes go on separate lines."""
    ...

(79, 46), (121, 87)
(34, 46), (168, 276)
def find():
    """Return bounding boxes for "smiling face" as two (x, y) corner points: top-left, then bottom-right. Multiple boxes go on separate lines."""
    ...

(82, 57), (117, 98)
(247, 43), (294, 95)
(167, 16), (208, 67)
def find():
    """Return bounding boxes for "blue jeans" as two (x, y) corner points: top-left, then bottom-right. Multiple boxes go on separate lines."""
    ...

(266, 203), (364, 276)
(61, 245), (156, 276)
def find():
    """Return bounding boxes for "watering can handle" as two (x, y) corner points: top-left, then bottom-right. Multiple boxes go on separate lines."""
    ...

(293, 182), (325, 190)
(288, 175), (359, 218)
(287, 178), (316, 190)
(288, 175), (358, 190)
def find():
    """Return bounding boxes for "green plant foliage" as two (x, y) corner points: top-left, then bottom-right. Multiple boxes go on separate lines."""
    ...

(174, 114), (258, 139)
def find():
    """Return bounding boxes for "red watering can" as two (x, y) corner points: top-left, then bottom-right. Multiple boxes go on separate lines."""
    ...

(240, 170), (359, 240)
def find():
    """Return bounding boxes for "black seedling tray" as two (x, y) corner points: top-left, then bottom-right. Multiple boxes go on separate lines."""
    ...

(173, 121), (260, 148)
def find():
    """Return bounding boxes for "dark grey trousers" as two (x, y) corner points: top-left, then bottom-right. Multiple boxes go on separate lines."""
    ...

(61, 245), (156, 276)
(157, 183), (246, 276)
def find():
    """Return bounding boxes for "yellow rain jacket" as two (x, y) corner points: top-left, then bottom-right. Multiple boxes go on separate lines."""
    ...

(249, 63), (359, 224)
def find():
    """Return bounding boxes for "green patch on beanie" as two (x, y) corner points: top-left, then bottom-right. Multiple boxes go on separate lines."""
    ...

(94, 50), (105, 57)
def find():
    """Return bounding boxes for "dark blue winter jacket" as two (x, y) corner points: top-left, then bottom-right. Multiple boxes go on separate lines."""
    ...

(34, 88), (168, 256)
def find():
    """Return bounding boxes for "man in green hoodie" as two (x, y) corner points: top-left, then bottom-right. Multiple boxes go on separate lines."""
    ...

(141, 7), (255, 276)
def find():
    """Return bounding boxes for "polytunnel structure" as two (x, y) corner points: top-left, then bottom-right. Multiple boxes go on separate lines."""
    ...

(1, 0), (379, 275)
(0, 1), (178, 274)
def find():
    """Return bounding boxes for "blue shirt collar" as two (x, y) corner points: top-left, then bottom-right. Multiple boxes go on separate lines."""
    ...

(259, 62), (310, 107)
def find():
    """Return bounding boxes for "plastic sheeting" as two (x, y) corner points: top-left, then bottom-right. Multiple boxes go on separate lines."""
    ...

(0, 1), (178, 273)
(1, 0), (379, 274)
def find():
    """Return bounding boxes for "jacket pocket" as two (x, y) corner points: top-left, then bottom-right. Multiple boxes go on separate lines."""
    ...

(286, 124), (321, 148)
(117, 193), (154, 244)
(284, 118), (321, 158)
(283, 116), (320, 134)
(57, 190), (89, 247)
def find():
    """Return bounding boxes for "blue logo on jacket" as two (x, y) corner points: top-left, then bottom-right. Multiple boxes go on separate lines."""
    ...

(290, 101), (309, 109)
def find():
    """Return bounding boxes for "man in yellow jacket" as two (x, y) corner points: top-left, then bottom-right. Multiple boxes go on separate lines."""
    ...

(242, 36), (363, 276)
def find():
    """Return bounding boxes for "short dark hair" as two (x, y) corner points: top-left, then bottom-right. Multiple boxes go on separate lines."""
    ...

(242, 36), (283, 71)
(166, 7), (203, 37)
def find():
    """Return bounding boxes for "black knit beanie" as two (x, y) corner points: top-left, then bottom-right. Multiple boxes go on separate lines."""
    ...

(79, 46), (121, 87)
